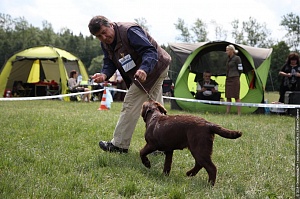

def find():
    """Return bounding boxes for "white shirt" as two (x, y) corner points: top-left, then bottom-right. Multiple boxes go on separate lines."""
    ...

(197, 82), (218, 96)
(116, 70), (123, 82)
(68, 77), (79, 90)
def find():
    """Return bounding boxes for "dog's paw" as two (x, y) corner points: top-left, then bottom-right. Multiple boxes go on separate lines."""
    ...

(163, 170), (170, 176)
(142, 159), (151, 169)
(186, 171), (196, 176)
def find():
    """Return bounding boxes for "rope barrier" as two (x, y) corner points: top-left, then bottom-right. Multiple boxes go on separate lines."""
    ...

(1, 87), (300, 109)
(162, 95), (300, 109)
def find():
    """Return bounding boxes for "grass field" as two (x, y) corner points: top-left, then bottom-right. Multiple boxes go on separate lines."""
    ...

(0, 92), (296, 198)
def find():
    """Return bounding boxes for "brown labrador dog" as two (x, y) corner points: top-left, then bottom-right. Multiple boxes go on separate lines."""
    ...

(140, 100), (242, 186)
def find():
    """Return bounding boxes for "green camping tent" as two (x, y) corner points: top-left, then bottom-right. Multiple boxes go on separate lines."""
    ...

(0, 46), (89, 99)
(169, 41), (273, 113)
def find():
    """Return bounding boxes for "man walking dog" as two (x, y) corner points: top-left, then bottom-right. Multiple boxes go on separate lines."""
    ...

(89, 15), (171, 153)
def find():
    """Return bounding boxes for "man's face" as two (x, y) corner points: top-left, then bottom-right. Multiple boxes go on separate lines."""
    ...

(94, 23), (115, 44)
(203, 73), (211, 82)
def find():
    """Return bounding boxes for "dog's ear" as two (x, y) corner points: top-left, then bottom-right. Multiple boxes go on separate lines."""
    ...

(141, 102), (148, 119)
(155, 101), (167, 115)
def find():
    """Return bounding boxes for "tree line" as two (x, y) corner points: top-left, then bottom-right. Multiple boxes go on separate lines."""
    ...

(0, 13), (102, 75)
(0, 13), (299, 91)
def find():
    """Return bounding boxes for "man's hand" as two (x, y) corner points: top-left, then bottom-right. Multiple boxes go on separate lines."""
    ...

(134, 69), (147, 82)
(91, 73), (107, 83)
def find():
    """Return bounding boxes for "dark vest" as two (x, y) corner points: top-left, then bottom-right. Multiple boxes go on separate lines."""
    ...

(198, 79), (218, 87)
(102, 22), (171, 91)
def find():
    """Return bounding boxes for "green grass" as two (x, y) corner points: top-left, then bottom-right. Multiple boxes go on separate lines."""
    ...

(0, 95), (296, 198)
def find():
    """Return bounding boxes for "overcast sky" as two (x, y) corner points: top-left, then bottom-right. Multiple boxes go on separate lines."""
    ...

(1, 0), (299, 45)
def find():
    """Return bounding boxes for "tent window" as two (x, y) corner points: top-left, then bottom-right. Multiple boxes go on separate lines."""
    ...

(190, 51), (228, 76)
(64, 61), (80, 78)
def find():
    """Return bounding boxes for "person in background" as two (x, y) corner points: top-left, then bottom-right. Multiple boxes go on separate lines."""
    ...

(68, 70), (90, 102)
(88, 15), (171, 153)
(195, 71), (221, 101)
(225, 45), (243, 115)
(278, 52), (300, 103)
(114, 70), (126, 101)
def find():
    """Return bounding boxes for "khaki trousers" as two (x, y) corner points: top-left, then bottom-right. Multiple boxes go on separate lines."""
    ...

(111, 66), (169, 149)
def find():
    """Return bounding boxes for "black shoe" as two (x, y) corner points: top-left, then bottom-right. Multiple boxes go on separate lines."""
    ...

(99, 141), (128, 153)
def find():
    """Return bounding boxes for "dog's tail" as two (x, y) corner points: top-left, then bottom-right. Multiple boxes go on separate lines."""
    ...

(209, 123), (242, 139)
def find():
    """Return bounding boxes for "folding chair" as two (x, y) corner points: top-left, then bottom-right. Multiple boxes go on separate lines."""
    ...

(12, 81), (26, 97)
(162, 79), (173, 94)
(46, 85), (59, 96)
(162, 80), (173, 102)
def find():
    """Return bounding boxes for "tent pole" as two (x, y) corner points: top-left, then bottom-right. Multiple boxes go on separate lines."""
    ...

(268, 71), (275, 91)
